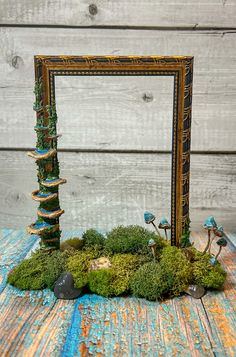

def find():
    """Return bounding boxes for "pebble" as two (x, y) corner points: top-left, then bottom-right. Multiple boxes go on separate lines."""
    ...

(54, 272), (83, 300)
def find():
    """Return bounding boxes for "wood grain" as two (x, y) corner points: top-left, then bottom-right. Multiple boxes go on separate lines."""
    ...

(0, 287), (74, 357)
(0, 151), (235, 231)
(0, 0), (236, 28)
(0, 28), (236, 151)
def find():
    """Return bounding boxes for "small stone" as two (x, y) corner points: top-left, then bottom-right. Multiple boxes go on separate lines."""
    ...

(89, 257), (112, 271)
(54, 272), (83, 300)
(186, 285), (205, 299)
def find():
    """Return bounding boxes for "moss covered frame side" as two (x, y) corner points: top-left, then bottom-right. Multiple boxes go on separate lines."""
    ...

(31, 55), (193, 247)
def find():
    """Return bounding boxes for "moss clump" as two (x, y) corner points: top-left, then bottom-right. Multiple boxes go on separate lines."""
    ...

(82, 229), (105, 249)
(131, 246), (193, 300)
(105, 225), (165, 255)
(192, 253), (226, 289)
(66, 248), (102, 289)
(110, 254), (148, 295)
(131, 262), (169, 301)
(7, 250), (69, 290)
(42, 250), (69, 289)
(88, 254), (146, 297)
(60, 238), (84, 252)
(88, 269), (114, 297)
(159, 246), (192, 296)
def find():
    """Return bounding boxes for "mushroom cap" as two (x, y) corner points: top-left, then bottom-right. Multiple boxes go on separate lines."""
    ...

(203, 216), (217, 230)
(214, 225), (224, 237)
(217, 225), (224, 233)
(209, 257), (217, 266)
(216, 237), (227, 247)
(144, 211), (155, 224)
(158, 217), (171, 229)
(148, 238), (156, 247)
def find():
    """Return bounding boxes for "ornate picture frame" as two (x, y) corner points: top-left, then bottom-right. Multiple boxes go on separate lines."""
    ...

(28, 55), (193, 248)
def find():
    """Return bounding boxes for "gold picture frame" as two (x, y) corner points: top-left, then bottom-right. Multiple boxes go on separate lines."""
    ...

(31, 55), (193, 247)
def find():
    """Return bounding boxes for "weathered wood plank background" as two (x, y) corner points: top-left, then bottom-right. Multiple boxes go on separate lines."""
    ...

(0, 1), (235, 231)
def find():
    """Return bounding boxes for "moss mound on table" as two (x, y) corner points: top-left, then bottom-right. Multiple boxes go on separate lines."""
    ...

(192, 251), (227, 289)
(7, 250), (71, 290)
(104, 225), (166, 255)
(131, 246), (192, 300)
(7, 225), (227, 300)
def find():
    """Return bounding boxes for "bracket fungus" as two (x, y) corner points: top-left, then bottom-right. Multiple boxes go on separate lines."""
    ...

(158, 217), (171, 240)
(144, 211), (161, 235)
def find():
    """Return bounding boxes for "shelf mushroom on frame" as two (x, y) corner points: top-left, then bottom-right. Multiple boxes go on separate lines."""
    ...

(27, 84), (66, 251)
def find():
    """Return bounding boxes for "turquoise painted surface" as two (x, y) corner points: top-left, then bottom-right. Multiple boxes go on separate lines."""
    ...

(62, 294), (214, 356)
(0, 229), (38, 293)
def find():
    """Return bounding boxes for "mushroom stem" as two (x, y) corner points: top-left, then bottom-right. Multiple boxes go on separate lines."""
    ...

(215, 246), (222, 260)
(151, 247), (156, 261)
(208, 234), (216, 254)
(164, 228), (168, 240)
(151, 221), (161, 236)
(203, 230), (211, 254)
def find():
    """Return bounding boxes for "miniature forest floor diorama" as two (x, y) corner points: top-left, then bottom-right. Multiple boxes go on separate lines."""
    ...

(8, 59), (227, 302)
(8, 215), (227, 302)
(1, 228), (236, 356)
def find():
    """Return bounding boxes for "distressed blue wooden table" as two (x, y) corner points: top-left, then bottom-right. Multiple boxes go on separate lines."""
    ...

(0, 229), (235, 356)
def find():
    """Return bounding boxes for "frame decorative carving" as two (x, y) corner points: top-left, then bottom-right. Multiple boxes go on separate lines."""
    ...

(28, 55), (193, 248)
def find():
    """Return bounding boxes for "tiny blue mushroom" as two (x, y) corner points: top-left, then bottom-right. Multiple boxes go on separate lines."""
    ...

(203, 216), (217, 229)
(208, 225), (224, 254)
(158, 217), (171, 240)
(203, 216), (217, 254)
(148, 238), (157, 261)
(215, 237), (227, 260)
(209, 256), (217, 266)
(144, 211), (155, 224)
(144, 211), (161, 235)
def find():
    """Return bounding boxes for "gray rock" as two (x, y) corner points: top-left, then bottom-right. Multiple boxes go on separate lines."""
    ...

(185, 285), (205, 299)
(54, 272), (83, 300)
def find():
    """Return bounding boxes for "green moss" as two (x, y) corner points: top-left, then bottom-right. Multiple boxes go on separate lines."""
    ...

(7, 250), (69, 290)
(33, 80), (43, 111)
(88, 269), (114, 297)
(46, 105), (57, 138)
(60, 238), (84, 251)
(180, 218), (192, 248)
(82, 229), (105, 249)
(88, 254), (146, 297)
(8, 223), (227, 299)
(131, 262), (169, 301)
(110, 254), (147, 295)
(131, 246), (193, 301)
(105, 225), (165, 255)
(66, 248), (102, 289)
(40, 198), (60, 211)
(159, 246), (192, 296)
(192, 254), (226, 289)
(42, 250), (68, 289)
